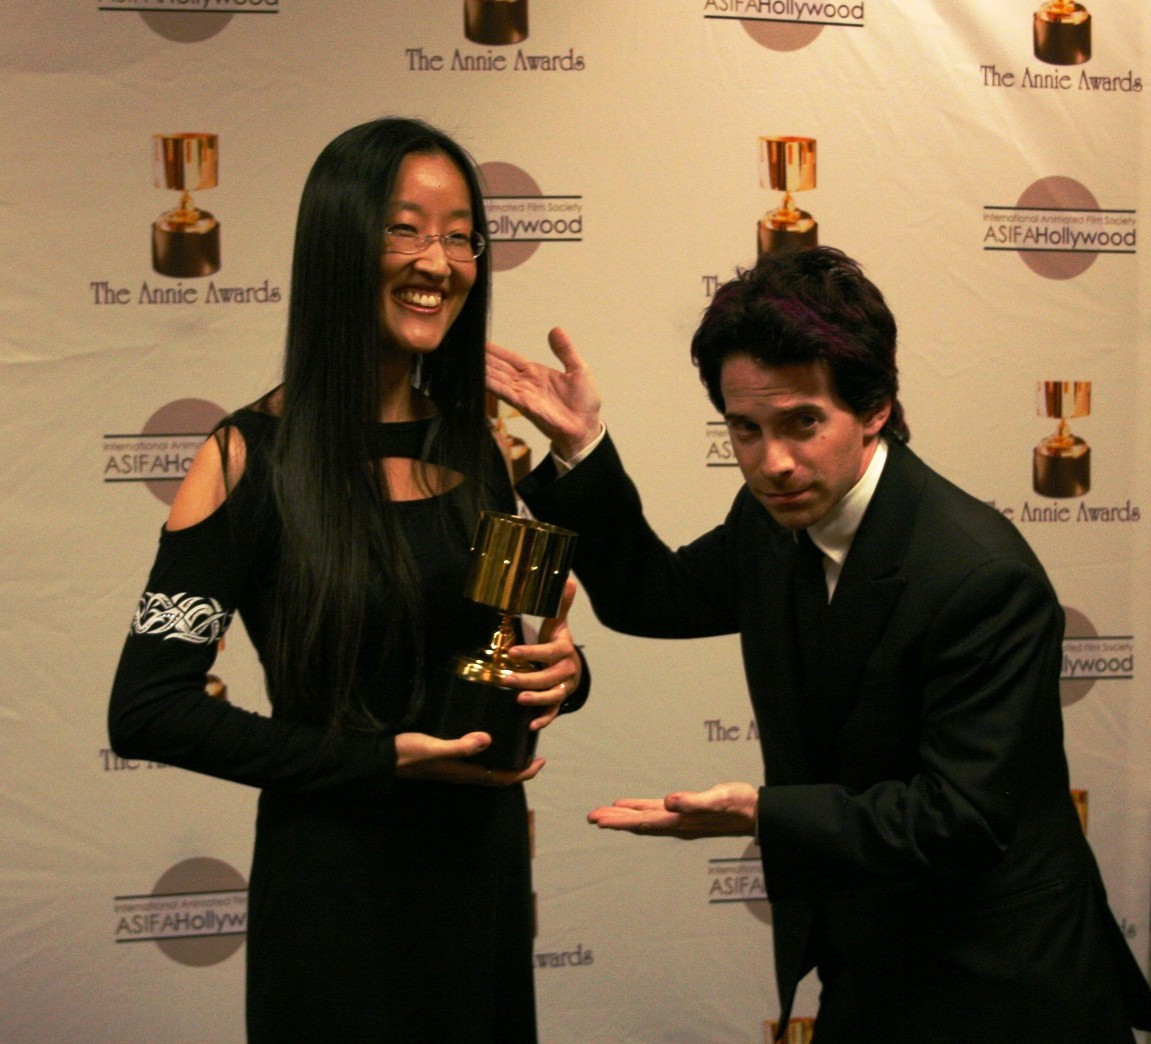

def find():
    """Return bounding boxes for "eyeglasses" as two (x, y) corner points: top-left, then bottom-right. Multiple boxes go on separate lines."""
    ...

(383, 226), (486, 262)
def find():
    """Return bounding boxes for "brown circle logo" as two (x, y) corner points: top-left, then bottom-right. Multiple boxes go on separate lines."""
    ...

(1060, 604), (1096, 706)
(140, 12), (235, 42)
(741, 19), (824, 51)
(150, 857), (248, 966)
(1060, 606), (1134, 707)
(479, 161), (544, 272)
(140, 398), (227, 505)
(1016, 176), (1100, 280)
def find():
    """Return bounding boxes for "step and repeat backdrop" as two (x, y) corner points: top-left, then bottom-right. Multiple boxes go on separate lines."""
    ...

(2, 3), (1148, 1041)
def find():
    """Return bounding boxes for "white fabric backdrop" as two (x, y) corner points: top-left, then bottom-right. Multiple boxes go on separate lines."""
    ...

(1, 3), (1147, 1040)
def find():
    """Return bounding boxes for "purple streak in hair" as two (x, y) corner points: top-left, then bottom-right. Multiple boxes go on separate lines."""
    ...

(771, 297), (860, 359)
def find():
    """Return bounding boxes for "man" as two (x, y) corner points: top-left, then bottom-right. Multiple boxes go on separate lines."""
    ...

(487, 247), (1151, 1041)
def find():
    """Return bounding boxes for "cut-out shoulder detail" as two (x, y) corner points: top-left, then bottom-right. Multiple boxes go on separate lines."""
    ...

(166, 425), (249, 531)
(380, 457), (465, 502)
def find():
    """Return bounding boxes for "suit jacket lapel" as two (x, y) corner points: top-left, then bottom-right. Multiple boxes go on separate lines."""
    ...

(806, 442), (924, 742)
(741, 521), (814, 783)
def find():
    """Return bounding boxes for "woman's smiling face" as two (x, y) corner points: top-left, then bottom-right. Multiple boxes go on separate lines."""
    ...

(378, 150), (478, 358)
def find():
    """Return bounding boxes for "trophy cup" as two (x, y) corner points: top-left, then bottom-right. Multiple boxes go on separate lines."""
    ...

(757, 136), (818, 257)
(1033, 1), (1091, 66)
(440, 511), (577, 771)
(465, 0), (529, 45)
(151, 133), (221, 278)
(1033, 380), (1091, 498)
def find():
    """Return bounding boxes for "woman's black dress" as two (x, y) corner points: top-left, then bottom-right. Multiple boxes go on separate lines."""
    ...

(109, 409), (571, 1042)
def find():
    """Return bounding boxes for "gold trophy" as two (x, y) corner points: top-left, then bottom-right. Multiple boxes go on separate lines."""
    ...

(757, 136), (818, 257)
(1033, 380), (1091, 498)
(439, 511), (577, 771)
(151, 133), (221, 278)
(1033, 1), (1091, 66)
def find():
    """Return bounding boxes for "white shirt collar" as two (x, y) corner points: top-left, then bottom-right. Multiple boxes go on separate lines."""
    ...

(805, 438), (888, 596)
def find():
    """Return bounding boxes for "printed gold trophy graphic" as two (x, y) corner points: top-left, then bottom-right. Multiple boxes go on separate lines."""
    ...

(757, 136), (818, 257)
(767, 1017), (815, 1044)
(1033, 380), (1091, 498)
(1071, 789), (1089, 835)
(488, 392), (533, 484)
(151, 133), (221, 278)
(465, 0), (528, 44)
(1033, 0), (1091, 65)
(440, 511), (576, 771)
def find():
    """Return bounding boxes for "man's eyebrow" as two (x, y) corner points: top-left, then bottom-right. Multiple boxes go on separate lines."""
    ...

(725, 401), (823, 422)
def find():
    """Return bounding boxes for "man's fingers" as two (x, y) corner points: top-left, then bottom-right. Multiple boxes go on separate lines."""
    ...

(664, 789), (714, 813)
(548, 326), (583, 372)
(555, 577), (577, 623)
(612, 798), (666, 811)
(587, 797), (667, 825)
(537, 579), (577, 643)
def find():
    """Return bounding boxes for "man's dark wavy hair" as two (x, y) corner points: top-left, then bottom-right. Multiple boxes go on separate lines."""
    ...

(690, 246), (909, 442)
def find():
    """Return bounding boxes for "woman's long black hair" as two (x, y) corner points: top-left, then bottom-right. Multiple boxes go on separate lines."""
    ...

(264, 117), (496, 732)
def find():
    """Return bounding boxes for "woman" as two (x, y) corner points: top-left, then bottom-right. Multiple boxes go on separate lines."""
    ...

(109, 117), (588, 1042)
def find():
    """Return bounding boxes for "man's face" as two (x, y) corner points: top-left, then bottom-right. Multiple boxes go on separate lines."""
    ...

(721, 355), (890, 531)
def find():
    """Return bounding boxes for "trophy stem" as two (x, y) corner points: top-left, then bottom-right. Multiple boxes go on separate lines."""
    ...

(457, 612), (533, 685)
(775, 191), (799, 223)
(433, 511), (577, 771)
(469, 612), (531, 676)
(486, 613), (519, 667)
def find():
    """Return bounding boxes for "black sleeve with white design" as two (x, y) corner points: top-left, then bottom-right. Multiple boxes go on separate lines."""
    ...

(108, 459), (396, 795)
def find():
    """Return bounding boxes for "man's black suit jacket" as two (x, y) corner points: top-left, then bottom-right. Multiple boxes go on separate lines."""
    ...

(520, 434), (1151, 1042)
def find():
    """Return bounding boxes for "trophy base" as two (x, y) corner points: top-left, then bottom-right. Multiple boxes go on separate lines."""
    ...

(1033, 8), (1091, 66)
(436, 673), (539, 772)
(758, 216), (817, 257)
(465, 0), (528, 45)
(152, 214), (221, 278)
(1033, 443), (1090, 498)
